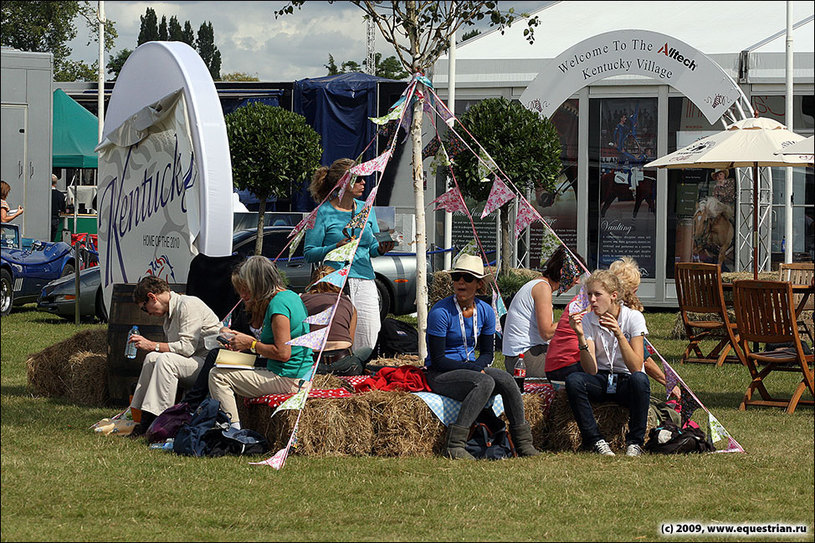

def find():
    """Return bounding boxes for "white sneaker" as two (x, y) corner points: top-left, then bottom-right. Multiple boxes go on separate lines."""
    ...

(626, 443), (645, 457)
(592, 439), (615, 456)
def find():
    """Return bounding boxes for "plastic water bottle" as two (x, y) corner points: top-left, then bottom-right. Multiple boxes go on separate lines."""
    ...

(513, 353), (526, 392)
(125, 325), (139, 359)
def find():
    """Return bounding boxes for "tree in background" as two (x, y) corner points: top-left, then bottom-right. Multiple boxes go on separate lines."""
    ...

(197, 21), (221, 80)
(1, 0), (117, 82)
(277, 1), (540, 357)
(461, 29), (480, 42)
(107, 48), (132, 79)
(325, 52), (408, 80)
(158, 15), (168, 41)
(137, 7), (159, 45)
(448, 98), (561, 277)
(168, 16), (184, 42)
(325, 54), (340, 75)
(182, 21), (196, 46)
(225, 104), (323, 255)
(221, 72), (260, 81)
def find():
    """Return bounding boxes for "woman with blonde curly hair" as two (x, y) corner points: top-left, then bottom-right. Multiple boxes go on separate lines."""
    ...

(304, 158), (394, 352)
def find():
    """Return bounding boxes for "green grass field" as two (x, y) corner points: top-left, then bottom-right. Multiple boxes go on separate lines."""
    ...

(2, 305), (813, 541)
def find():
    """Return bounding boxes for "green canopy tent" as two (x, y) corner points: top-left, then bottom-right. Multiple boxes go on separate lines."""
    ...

(52, 88), (98, 168)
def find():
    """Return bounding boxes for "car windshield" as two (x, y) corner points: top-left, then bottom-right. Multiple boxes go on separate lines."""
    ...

(1, 224), (20, 249)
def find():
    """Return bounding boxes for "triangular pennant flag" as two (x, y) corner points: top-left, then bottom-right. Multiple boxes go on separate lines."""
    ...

(643, 337), (657, 357)
(539, 228), (560, 264)
(558, 252), (582, 294)
(568, 285), (590, 315)
(679, 385), (702, 426)
(491, 290), (507, 334)
(454, 239), (478, 262)
(662, 360), (681, 402)
(304, 306), (334, 326)
(422, 136), (441, 160)
(476, 148), (497, 180)
(324, 236), (361, 263)
(286, 327), (328, 350)
(715, 436), (745, 453)
(347, 205), (372, 230)
(430, 187), (468, 214)
(249, 446), (288, 469)
(316, 265), (350, 288)
(514, 196), (543, 238)
(365, 185), (379, 208)
(288, 229), (305, 259)
(369, 101), (405, 125)
(290, 208), (319, 239)
(708, 412), (728, 443)
(429, 145), (453, 177)
(271, 387), (309, 417)
(480, 177), (516, 219)
(350, 150), (392, 176)
(336, 171), (354, 202)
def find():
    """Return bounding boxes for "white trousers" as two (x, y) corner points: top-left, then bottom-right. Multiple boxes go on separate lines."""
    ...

(208, 367), (301, 425)
(130, 352), (204, 416)
(347, 277), (381, 351)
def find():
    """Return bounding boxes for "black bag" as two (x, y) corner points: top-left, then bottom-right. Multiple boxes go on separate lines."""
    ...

(173, 398), (230, 457)
(645, 420), (715, 454)
(377, 317), (419, 357)
(465, 409), (516, 460)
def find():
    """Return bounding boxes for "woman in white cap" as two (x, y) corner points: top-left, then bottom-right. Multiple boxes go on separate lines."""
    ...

(425, 254), (539, 459)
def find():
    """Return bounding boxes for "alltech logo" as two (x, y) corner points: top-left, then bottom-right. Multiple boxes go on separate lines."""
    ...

(657, 42), (697, 71)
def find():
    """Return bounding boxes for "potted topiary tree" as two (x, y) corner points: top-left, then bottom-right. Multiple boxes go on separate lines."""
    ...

(225, 103), (323, 255)
(446, 97), (561, 277)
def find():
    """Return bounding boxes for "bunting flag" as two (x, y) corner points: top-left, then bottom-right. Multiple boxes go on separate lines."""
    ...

(430, 187), (468, 214)
(364, 185), (379, 207)
(514, 196), (543, 238)
(336, 171), (354, 202)
(492, 290), (507, 334)
(369, 101), (405, 125)
(346, 205), (372, 230)
(422, 136), (441, 160)
(716, 436), (746, 454)
(454, 239), (479, 262)
(568, 285), (590, 315)
(447, 134), (468, 160)
(324, 236), (361, 263)
(539, 228), (561, 264)
(286, 327), (328, 350)
(679, 388), (702, 426)
(662, 358), (681, 399)
(558, 252), (582, 294)
(288, 229), (305, 259)
(477, 149), (497, 180)
(707, 412), (727, 443)
(271, 386), (310, 417)
(429, 145), (452, 177)
(304, 306), (334, 326)
(289, 208), (318, 239)
(250, 446), (288, 469)
(316, 265), (350, 288)
(480, 177), (515, 219)
(350, 150), (392, 176)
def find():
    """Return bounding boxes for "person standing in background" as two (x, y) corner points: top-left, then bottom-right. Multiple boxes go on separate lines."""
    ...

(50, 174), (66, 242)
(1, 180), (24, 223)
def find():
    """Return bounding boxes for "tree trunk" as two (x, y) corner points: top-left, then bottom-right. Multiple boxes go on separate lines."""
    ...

(500, 205), (512, 277)
(255, 197), (266, 256)
(411, 87), (428, 359)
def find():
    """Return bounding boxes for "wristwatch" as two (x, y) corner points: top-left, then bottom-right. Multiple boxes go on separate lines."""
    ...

(154, 342), (160, 352)
(578, 343), (589, 351)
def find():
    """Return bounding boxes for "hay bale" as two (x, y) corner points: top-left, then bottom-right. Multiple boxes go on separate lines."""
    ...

(65, 351), (108, 406)
(26, 328), (107, 398)
(312, 373), (351, 391)
(248, 395), (374, 456)
(369, 354), (423, 368)
(366, 389), (446, 457)
(542, 389), (654, 453)
(669, 310), (737, 340)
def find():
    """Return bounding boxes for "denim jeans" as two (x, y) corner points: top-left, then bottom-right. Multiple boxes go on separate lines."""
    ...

(426, 367), (526, 428)
(564, 370), (650, 447)
(545, 362), (583, 383)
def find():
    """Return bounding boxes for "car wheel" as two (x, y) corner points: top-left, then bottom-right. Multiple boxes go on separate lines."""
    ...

(95, 288), (108, 323)
(375, 277), (391, 321)
(61, 263), (75, 278)
(1, 269), (13, 316)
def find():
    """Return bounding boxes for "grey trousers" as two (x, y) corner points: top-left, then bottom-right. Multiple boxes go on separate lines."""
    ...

(503, 343), (548, 378)
(426, 367), (526, 428)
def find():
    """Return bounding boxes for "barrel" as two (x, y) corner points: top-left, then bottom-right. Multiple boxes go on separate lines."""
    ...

(674, 217), (694, 264)
(106, 283), (185, 406)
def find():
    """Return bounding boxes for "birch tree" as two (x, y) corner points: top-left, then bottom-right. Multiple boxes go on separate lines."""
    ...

(276, 1), (540, 357)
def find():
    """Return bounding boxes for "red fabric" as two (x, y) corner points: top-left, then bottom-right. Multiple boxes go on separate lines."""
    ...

(544, 295), (581, 373)
(244, 388), (353, 408)
(353, 366), (431, 393)
(336, 375), (369, 387)
(523, 382), (558, 419)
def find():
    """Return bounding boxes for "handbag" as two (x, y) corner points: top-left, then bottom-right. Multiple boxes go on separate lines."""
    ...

(465, 409), (516, 460)
(145, 402), (193, 444)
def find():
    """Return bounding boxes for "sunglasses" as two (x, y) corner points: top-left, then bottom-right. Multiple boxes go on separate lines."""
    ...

(450, 272), (477, 283)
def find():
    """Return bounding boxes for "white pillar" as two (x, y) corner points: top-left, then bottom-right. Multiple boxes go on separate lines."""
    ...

(784, 0), (794, 263)
(444, 29), (456, 269)
(97, 1), (105, 143)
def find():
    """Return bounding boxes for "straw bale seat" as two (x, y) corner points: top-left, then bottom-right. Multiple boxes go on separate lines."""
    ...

(26, 328), (108, 399)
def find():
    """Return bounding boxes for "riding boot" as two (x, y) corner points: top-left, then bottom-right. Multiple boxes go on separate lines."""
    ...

(510, 422), (541, 457)
(445, 424), (475, 460)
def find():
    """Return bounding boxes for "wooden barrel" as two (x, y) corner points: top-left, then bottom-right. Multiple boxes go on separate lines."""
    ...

(106, 283), (185, 406)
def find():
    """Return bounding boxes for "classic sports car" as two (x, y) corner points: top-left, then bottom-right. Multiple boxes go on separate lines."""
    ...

(38, 225), (422, 322)
(1, 223), (85, 316)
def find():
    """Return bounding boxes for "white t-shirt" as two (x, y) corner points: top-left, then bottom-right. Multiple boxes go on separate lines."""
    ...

(582, 304), (648, 374)
(502, 279), (550, 356)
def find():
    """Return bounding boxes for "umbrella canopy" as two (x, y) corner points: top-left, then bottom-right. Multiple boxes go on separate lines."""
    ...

(644, 117), (810, 278)
(774, 135), (814, 163)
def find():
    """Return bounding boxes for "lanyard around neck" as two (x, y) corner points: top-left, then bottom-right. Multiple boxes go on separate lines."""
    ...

(454, 298), (478, 361)
(599, 307), (623, 373)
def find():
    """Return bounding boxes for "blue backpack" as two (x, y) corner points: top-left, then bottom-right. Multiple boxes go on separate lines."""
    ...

(173, 398), (269, 457)
(465, 409), (516, 460)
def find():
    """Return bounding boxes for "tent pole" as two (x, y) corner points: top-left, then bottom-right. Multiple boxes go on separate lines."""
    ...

(753, 162), (759, 279)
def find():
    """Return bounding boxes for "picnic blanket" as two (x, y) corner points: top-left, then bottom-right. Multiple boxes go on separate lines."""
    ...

(244, 388), (353, 408)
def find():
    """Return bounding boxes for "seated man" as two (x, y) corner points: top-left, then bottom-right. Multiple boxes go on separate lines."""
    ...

(127, 276), (221, 435)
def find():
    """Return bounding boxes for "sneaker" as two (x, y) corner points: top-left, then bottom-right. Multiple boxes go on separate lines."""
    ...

(592, 439), (615, 456)
(625, 443), (645, 457)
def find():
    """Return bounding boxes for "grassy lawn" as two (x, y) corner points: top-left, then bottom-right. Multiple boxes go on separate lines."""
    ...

(2, 305), (813, 541)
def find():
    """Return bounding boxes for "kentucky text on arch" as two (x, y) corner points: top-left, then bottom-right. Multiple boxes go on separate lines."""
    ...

(99, 134), (196, 285)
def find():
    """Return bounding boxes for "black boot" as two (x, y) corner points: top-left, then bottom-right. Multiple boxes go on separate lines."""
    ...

(445, 424), (475, 460)
(510, 422), (541, 457)
(129, 411), (157, 438)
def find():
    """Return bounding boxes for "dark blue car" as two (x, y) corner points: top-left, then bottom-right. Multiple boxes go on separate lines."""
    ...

(1, 223), (86, 316)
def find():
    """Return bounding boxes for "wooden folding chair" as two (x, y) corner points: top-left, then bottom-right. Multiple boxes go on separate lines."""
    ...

(674, 262), (739, 366)
(732, 280), (815, 414)
(779, 262), (815, 345)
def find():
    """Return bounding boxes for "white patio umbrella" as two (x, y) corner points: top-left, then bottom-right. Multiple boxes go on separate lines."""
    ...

(774, 135), (814, 163)
(645, 117), (809, 278)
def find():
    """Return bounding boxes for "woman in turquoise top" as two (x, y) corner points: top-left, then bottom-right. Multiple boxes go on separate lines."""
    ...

(304, 158), (394, 351)
(209, 256), (311, 429)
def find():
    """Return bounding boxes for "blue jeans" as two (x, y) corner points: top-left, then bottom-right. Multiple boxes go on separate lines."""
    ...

(565, 370), (650, 447)
(426, 367), (526, 428)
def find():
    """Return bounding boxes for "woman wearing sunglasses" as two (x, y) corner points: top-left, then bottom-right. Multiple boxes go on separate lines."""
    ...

(425, 254), (539, 460)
